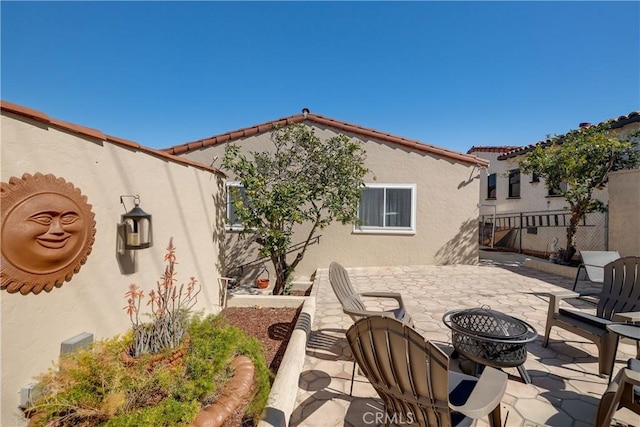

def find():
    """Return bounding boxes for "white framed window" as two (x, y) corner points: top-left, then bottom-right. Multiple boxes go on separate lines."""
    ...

(354, 183), (416, 234)
(226, 182), (247, 231)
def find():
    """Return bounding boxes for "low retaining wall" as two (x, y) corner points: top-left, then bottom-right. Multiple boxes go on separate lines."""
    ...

(258, 296), (315, 427)
(524, 258), (577, 279)
(228, 286), (317, 427)
(226, 295), (308, 308)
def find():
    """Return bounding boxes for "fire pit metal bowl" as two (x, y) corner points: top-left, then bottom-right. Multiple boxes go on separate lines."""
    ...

(443, 306), (537, 383)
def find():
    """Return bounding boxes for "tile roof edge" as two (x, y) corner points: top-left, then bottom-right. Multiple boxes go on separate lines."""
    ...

(497, 110), (640, 160)
(0, 101), (51, 123)
(1, 100), (225, 177)
(162, 114), (306, 155)
(163, 112), (489, 168)
(467, 146), (522, 154)
(105, 134), (227, 177)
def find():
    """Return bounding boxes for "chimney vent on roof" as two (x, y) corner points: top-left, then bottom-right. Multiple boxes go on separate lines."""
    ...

(302, 107), (310, 118)
(579, 122), (591, 129)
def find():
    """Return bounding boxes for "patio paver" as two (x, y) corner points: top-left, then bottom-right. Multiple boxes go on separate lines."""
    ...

(290, 252), (638, 426)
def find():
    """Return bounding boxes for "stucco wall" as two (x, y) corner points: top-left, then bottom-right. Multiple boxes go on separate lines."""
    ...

(476, 152), (579, 216)
(1, 112), (225, 426)
(608, 168), (640, 256)
(178, 123), (481, 283)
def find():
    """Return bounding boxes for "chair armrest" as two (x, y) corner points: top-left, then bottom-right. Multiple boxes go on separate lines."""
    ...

(449, 367), (508, 419)
(549, 290), (581, 299)
(622, 367), (640, 386)
(359, 291), (405, 307)
(576, 290), (601, 298)
(548, 290), (580, 316)
(342, 306), (402, 320)
(613, 312), (640, 324)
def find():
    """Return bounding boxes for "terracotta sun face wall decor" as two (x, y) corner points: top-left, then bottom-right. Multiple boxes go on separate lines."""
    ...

(1, 173), (96, 295)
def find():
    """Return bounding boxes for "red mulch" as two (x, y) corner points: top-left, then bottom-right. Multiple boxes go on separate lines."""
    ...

(220, 306), (300, 375)
(218, 306), (301, 426)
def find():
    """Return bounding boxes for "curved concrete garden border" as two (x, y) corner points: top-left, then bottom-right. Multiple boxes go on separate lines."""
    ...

(190, 355), (255, 427)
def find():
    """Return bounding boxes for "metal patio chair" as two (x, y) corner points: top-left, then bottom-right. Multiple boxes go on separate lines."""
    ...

(346, 316), (508, 427)
(543, 256), (640, 376)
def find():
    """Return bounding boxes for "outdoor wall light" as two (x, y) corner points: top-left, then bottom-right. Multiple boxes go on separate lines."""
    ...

(120, 195), (152, 250)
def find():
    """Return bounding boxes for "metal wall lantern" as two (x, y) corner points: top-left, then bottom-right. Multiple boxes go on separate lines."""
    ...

(120, 195), (152, 250)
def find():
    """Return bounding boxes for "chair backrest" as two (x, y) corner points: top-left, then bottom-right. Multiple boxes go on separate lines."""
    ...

(329, 262), (367, 317)
(346, 316), (453, 426)
(580, 251), (621, 283)
(597, 256), (640, 320)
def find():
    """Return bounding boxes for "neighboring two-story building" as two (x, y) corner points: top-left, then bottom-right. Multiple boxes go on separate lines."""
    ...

(469, 111), (640, 257)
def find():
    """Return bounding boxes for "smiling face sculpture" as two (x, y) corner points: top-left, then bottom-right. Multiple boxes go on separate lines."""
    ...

(1, 173), (96, 295)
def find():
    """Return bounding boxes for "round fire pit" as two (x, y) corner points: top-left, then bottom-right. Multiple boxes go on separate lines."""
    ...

(443, 306), (537, 383)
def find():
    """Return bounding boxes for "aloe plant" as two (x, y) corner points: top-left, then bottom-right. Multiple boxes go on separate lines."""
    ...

(123, 238), (200, 357)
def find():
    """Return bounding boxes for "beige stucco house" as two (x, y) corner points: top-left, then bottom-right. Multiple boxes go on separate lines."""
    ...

(0, 101), (226, 426)
(468, 111), (640, 257)
(1, 102), (488, 425)
(164, 110), (489, 284)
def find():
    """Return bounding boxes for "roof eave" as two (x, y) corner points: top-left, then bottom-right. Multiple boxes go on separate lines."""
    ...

(0, 100), (225, 177)
(164, 113), (489, 168)
(497, 111), (640, 160)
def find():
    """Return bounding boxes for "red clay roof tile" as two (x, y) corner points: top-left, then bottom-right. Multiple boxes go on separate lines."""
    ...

(0, 101), (51, 123)
(1, 100), (225, 177)
(497, 111), (640, 160)
(50, 118), (105, 141)
(163, 111), (488, 167)
(467, 146), (521, 154)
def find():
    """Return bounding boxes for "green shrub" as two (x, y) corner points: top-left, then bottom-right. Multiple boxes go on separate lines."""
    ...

(28, 314), (271, 426)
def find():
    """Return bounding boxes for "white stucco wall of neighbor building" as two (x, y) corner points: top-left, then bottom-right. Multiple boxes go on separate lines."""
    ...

(471, 115), (639, 255)
(1, 105), (225, 426)
(608, 168), (640, 256)
(168, 116), (486, 284)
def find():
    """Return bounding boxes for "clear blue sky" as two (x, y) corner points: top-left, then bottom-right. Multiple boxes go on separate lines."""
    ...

(2, 1), (639, 153)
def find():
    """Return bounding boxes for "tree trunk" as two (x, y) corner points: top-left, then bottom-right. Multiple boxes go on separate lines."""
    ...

(564, 207), (584, 263)
(564, 221), (576, 263)
(271, 254), (286, 295)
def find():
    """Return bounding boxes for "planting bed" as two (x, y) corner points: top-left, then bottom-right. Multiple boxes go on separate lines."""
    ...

(219, 306), (301, 426)
(221, 306), (300, 375)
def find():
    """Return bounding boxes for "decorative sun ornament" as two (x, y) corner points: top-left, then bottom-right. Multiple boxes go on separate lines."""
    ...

(1, 173), (96, 295)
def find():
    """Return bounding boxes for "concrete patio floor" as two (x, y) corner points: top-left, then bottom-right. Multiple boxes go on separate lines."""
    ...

(289, 252), (639, 426)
